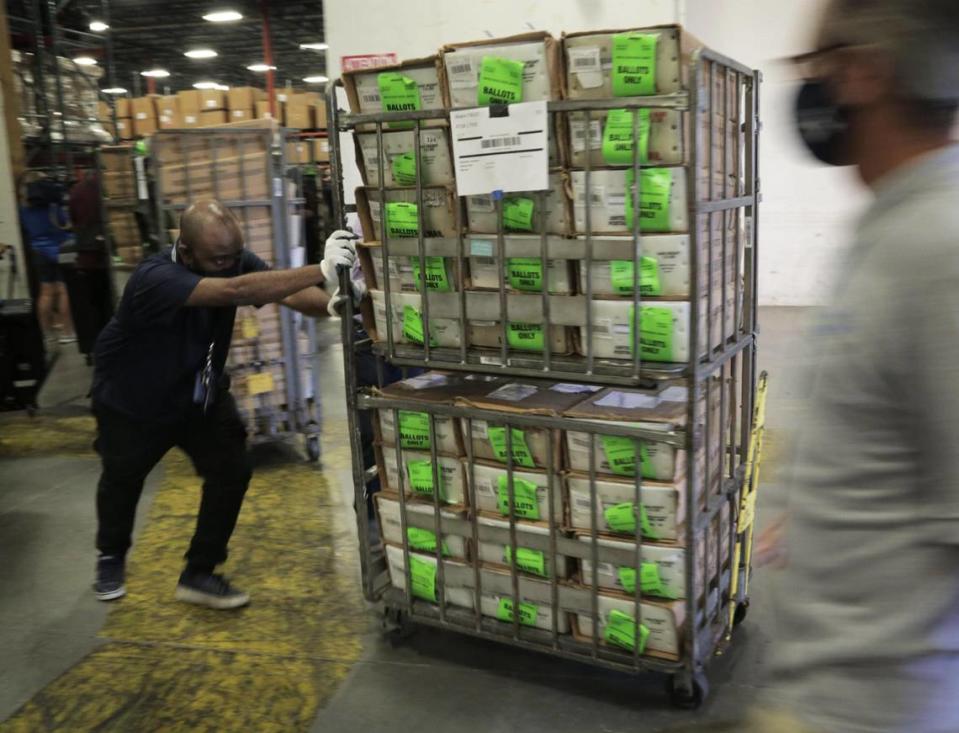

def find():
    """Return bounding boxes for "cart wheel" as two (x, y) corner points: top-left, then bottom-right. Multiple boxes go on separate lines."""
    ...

(667, 672), (709, 710)
(733, 600), (750, 626)
(382, 607), (415, 646)
(306, 435), (320, 462)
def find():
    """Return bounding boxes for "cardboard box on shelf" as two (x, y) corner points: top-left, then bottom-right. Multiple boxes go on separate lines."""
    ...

(469, 461), (564, 524)
(177, 90), (203, 116)
(442, 32), (563, 108)
(115, 118), (134, 140)
(115, 97), (131, 118)
(465, 172), (572, 236)
(132, 115), (158, 137)
(131, 95), (158, 121)
(478, 569), (572, 634)
(255, 99), (283, 121)
(313, 137), (330, 162)
(466, 234), (576, 294)
(102, 171), (136, 199)
(199, 110), (230, 126)
(377, 444), (468, 506)
(576, 535), (688, 600)
(343, 55), (447, 121)
(356, 186), (458, 241)
(227, 86), (264, 115)
(368, 290), (464, 349)
(359, 244), (464, 294)
(285, 140), (312, 164)
(566, 474), (685, 542)
(455, 379), (599, 469)
(115, 245), (143, 265)
(153, 131), (271, 201)
(569, 167), (691, 235)
(384, 543), (476, 609)
(375, 493), (468, 559)
(576, 235), (693, 298)
(284, 92), (319, 129)
(575, 298), (693, 362)
(97, 100), (111, 120)
(180, 112), (200, 128)
(571, 591), (685, 660)
(156, 95), (179, 124)
(476, 514), (574, 579)
(200, 90), (226, 110)
(314, 99), (328, 130)
(355, 127), (454, 187)
(99, 146), (133, 172)
(158, 111), (183, 129)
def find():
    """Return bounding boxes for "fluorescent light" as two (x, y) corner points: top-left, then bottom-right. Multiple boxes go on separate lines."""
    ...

(303, 75), (329, 84)
(141, 68), (170, 78)
(214, 84), (229, 91)
(89, 20), (109, 32)
(202, 9), (243, 22)
(193, 81), (219, 89)
(247, 63), (276, 72)
(185, 49), (218, 59)
(103, 87), (127, 94)
(74, 56), (97, 66)
(299, 43), (329, 51)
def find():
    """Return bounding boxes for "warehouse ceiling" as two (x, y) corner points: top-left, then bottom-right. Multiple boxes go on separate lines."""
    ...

(6, 0), (328, 94)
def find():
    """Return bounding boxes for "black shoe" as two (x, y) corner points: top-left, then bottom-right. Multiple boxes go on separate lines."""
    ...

(175, 570), (250, 610)
(94, 554), (126, 601)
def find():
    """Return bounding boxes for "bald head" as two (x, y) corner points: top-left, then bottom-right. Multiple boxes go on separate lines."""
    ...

(177, 198), (244, 276)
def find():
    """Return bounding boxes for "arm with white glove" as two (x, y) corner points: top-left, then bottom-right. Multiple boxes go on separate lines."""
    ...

(278, 229), (364, 317)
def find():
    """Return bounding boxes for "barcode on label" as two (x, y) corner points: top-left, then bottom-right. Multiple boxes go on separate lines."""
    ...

(592, 323), (611, 334)
(575, 56), (596, 68)
(481, 136), (521, 149)
(571, 121), (602, 153)
(568, 47), (601, 72)
(362, 93), (381, 104)
(450, 63), (473, 75)
(607, 193), (626, 208)
(577, 190), (604, 206)
(573, 497), (591, 510)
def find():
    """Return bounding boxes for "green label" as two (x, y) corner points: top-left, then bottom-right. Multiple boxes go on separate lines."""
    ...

(496, 475), (540, 520)
(477, 55), (524, 105)
(604, 608), (651, 653)
(503, 546), (547, 577)
(619, 562), (669, 597)
(397, 410), (430, 449)
(406, 459), (439, 497)
(603, 502), (658, 539)
(624, 168), (672, 233)
(601, 108), (651, 165)
(386, 202), (419, 238)
(401, 305), (438, 347)
(599, 435), (651, 478)
(609, 257), (662, 296)
(407, 527), (449, 556)
(502, 197), (535, 231)
(392, 151), (417, 185)
(507, 258), (544, 292)
(378, 72), (421, 130)
(410, 256), (451, 292)
(628, 305), (674, 362)
(506, 322), (544, 352)
(409, 555), (437, 602)
(487, 426), (536, 468)
(496, 598), (538, 626)
(611, 33), (658, 97)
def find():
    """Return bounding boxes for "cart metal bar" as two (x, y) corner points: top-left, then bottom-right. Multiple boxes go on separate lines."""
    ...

(588, 429), (600, 659)
(413, 119), (433, 362)
(427, 413), (447, 622)
(584, 110), (595, 375)
(162, 198), (274, 209)
(376, 122), (395, 359)
(357, 395), (687, 447)
(631, 104), (643, 382)
(632, 433), (644, 668)
(456, 201), (469, 365)
(539, 190), (552, 373)
(496, 198), (509, 367)
(696, 196), (753, 214)
(392, 407), (415, 614)
(506, 419), (521, 639)
(465, 418), (483, 631)
(546, 431), (560, 648)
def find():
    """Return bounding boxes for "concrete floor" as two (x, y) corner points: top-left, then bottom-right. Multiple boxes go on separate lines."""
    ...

(0, 306), (806, 732)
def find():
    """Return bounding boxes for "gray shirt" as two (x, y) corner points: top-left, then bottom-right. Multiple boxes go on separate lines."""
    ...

(770, 145), (959, 733)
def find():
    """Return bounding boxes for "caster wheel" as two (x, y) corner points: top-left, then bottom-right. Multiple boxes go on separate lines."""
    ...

(382, 608), (415, 646)
(306, 435), (320, 462)
(733, 600), (750, 626)
(667, 672), (709, 710)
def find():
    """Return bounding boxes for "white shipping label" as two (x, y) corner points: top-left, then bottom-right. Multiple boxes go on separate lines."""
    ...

(450, 101), (549, 196)
(576, 187), (605, 207)
(571, 120), (602, 153)
(404, 372), (449, 389)
(368, 200), (382, 220)
(487, 383), (539, 402)
(606, 191), (626, 209)
(469, 195), (496, 213)
(448, 55), (477, 89)
(594, 390), (660, 410)
(567, 46), (603, 89)
(471, 239), (495, 257)
(550, 383), (602, 394)
(361, 91), (382, 105)
(206, 100), (217, 108)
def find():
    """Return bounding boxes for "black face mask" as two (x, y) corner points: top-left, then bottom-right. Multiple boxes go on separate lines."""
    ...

(794, 79), (852, 166)
(173, 242), (240, 278)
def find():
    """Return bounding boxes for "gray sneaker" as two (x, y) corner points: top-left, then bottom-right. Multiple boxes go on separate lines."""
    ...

(175, 570), (250, 610)
(94, 555), (126, 601)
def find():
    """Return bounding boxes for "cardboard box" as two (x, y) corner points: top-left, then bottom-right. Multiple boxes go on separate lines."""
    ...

(255, 99), (283, 120)
(566, 108), (686, 168)
(442, 32), (563, 108)
(115, 97), (131, 118)
(131, 95), (157, 121)
(97, 100), (111, 121)
(378, 444), (467, 506)
(180, 112), (201, 128)
(377, 407), (461, 456)
(116, 245), (143, 265)
(469, 461), (564, 524)
(343, 55), (447, 119)
(375, 493), (468, 559)
(570, 167), (689, 235)
(355, 127), (454, 187)
(199, 110), (230, 127)
(153, 131), (271, 202)
(200, 90), (226, 110)
(227, 86), (264, 115)
(361, 246), (463, 293)
(156, 95), (178, 118)
(476, 514), (574, 579)
(313, 137), (330, 162)
(455, 379), (598, 469)
(177, 90), (203, 116)
(132, 116), (157, 137)
(575, 299), (693, 362)
(385, 543), (476, 609)
(563, 25), (703, 100)
(285, 140), (312, 164)
(478, 569), (572, 633)
(314, 100), (328, 130)
(572, 591), (684, 660)
(465, 171), (572, 236)
(368, 290), (465, 349)
(102, 171), (136, 199)
(99, 146), (133, 173)
(284, 92), (319, 129)
(468, 254), (575, 294)
(566, 474), (685, 542)
(356, 186), (459, 241)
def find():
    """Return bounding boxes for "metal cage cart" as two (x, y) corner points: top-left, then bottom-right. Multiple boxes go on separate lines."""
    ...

(329, 32), (761, 707)
(150, 126), (323, 461)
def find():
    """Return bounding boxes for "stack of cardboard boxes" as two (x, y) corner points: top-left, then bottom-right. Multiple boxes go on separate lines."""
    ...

(99, 145), (142, 264)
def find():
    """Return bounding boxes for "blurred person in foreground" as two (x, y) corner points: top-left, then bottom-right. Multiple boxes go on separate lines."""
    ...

(742, 1), (959, 731)
(91, 198), (360, 609)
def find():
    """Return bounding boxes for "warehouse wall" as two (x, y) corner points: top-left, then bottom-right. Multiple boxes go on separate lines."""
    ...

(325, 0), (872, 305)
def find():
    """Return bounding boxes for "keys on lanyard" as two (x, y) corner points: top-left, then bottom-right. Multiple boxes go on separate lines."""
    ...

(193, 340), (216, 413)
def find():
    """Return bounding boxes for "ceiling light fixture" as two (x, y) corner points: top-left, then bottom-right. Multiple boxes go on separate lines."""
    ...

(73, 56), (97, 66)
(193, 81), (220, 89)
(303, 75), (329, 84)
(246, 63), (276, 72)
(103, 87), (127, 94)
(202, 9), (243, 22)
(185, 49), (218, 59)
(214, 84), (230, 91)
(89, 20), (109, 32)
(141, 68), (170, 78)
(299, 43), (329, 51)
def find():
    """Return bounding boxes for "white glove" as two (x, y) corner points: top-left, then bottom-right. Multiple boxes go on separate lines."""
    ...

(321, 229), (358, 283)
